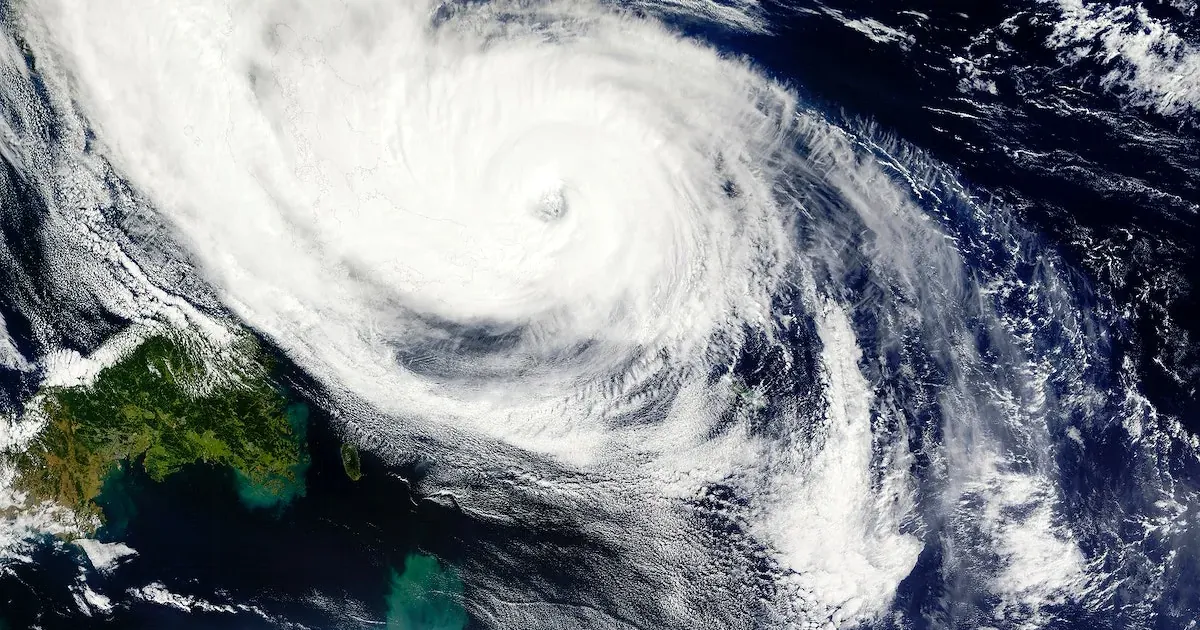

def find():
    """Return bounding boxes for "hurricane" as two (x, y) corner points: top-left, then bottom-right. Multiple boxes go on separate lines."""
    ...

(1, 0), (1197, 628)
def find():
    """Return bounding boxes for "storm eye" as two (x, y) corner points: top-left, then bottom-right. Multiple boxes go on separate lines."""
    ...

(532, 182), (568, 221)
(721, 179), (739, 199)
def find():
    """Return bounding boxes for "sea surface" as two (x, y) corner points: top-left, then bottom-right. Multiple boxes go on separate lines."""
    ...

(0, 0), (1197, 628)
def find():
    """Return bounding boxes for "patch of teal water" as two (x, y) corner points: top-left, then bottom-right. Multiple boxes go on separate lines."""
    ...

(94, 462), (137, 540)
(386, 553), (468, 630)
(234, 402), (310, 510)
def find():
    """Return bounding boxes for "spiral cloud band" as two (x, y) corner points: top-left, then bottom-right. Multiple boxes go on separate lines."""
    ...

(31, 0), (800, 455)
(8, 0), (1107, 626)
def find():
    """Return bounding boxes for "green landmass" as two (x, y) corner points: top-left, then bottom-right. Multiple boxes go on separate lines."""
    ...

(233, 401), (309, 509)
(6, 334), (307, 525)
(730, 376), (766, 411)
(386, 554), (468, 630)
(340, 443), (362, 481)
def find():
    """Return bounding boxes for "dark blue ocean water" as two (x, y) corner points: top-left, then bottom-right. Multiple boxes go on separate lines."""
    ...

(734, 5), (1200, 628)
(695, 0), (1199, 425)
(1, 1), (1198, 628)
(723, 5), (1199, 627)
(0, 400), (446, 629)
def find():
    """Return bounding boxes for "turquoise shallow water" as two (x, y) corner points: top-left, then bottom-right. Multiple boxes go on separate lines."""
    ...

(387, 553), (469, 630)
(1, 399), (473, 628)
(234, 402), (311, 510)
(95, 463), (138, 541)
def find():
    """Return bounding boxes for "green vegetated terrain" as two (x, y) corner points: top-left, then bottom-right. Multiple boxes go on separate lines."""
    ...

(341, 443), (362, 481)
(7, 333), (308, 525)
(387, 553), (468, 630)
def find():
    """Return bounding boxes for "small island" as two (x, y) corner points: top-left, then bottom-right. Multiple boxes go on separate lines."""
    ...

(340, 443), (363, 482)
(6, 333), (308, 529)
